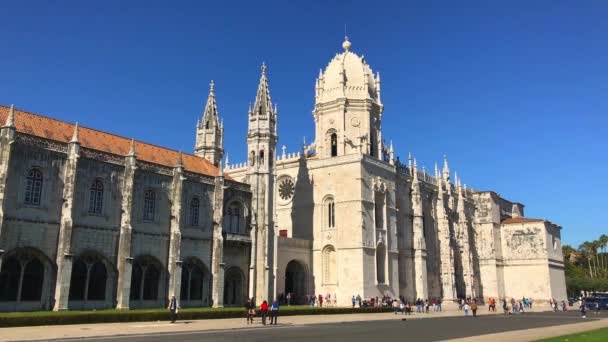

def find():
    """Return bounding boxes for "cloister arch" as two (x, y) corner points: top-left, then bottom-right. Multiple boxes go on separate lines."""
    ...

(129, 255), (165, 308)
(0, 247), (54, 311)
(180, 257), (210, 307)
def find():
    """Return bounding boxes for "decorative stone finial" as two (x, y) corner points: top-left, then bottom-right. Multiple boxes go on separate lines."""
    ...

(342, 36), (352, 52)
(225, 153), (230, 168)
(70, 122), (80, 143)
(261, 62), (267, 75)
(4, 104), (15, 128)
(209, 80), (215, 93)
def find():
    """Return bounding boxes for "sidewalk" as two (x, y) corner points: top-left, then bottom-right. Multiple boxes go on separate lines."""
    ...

(0, 306), (603, 341)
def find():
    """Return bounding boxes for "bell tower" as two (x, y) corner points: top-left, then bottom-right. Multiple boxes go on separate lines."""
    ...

(246, 63), (278, 303)
(313, 37), (384, 159)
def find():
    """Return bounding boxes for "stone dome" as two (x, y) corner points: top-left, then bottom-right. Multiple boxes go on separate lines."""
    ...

(316, 37), (380, 103)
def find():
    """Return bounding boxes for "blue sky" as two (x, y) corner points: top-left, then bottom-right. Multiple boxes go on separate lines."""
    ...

(0, 1), (606, 247)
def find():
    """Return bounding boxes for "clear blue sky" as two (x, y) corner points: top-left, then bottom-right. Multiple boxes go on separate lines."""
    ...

(0, 1), (606, 247)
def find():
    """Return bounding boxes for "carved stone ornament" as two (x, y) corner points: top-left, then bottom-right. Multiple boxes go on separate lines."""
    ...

(278, 176), (295, 201)
(350, 116), (360, 127)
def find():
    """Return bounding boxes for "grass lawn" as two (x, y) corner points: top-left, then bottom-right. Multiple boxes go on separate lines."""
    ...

(534, 328), (608, 342)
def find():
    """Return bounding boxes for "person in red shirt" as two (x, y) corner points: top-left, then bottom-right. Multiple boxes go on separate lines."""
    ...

(260, 300), (269, 325)
(318, 294), (324, 307)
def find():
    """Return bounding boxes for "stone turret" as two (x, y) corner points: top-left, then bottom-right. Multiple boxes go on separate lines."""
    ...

(195, 81), (224, 166)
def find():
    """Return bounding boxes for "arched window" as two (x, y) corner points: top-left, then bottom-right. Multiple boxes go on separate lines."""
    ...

(0, 250), (46, 302)
(249, 151), (256, 166)
(143, 190), (155, 221)
(322, 245), (337, 285)
(205, 120), (210, 129)
(376, 243), (386, 284)
(89, 179), (104, 214)
(325, 197), (335, 229)
(189, 197), (200, 226)
(224, 202), (243, 234)
(24, 168), (43, 205)
(330, 133), (338, 157)
(259, 150), (265, 166)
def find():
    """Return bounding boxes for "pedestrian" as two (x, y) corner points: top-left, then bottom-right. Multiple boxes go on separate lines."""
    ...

(168, 295), (179, 323)
(400, 301), (405, 314)
(260, 300), (269, 325)
(270, 299), (280, 325)
(437, 298), (442, 312)
(319, 294), (324, 307)
(392, 299), (399, 314)
(245, 298), (256, 324)
(463, 302), (470, 316)
(503, 299), (509, 315)
(425, 299), (430, 313)
(405, 301), (411, 315)
(357, 294), (362, 307)
(352, 295), (356, 308)
(471, 300), (478, 318)
(580, 301), (587, 319)
(286, 292), (291, 306)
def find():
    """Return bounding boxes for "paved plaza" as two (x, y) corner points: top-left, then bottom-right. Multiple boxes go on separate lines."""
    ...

(2, 308), (607, 342)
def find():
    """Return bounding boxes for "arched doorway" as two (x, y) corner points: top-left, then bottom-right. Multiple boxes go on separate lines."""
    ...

(223, 267), (245, 306)
(285, 260), (307, 304)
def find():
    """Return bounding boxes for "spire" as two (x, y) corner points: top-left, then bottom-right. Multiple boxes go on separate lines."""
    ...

(413, 158), (419, 181)
(217, 158), (223, 177)
(128, 139), (136, 157)
(442, 154), (450, 181)
(70, 122), (80, 143)
(225, 153), (230, 169)
(4, 104), (15, 128)
(408, 152), (413, 171)
(202, 80), (219, 125)
(253, 63), (273, 117)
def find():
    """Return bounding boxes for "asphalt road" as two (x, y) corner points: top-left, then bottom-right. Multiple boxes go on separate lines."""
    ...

(61, 311), (603, 342)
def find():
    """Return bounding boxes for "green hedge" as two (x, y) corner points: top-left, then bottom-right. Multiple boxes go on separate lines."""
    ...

(0, 306), (392, 328)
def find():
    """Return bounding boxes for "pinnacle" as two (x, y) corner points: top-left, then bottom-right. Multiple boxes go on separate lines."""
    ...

(128, 139), (136, 157)
(4, 104), (15, 128)
(70, 122), (80, 143)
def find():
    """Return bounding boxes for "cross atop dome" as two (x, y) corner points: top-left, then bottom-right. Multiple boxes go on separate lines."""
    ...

(342, 36), (352, 52)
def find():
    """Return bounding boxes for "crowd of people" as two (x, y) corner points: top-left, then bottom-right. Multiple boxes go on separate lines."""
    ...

(164, 293), (589, 324)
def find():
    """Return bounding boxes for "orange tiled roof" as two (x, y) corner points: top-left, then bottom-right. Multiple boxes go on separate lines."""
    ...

(0, 105), (228, 178)
(501, 217), (544, 225)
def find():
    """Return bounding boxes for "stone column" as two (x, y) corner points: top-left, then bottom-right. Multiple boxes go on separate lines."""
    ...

(116, 140), (137, 309)
(211, 164), (225, 307)
(436, 172), (456, 301)
(0, 105), (16, 271)
(167, 154), (185, 301)
(411, 161), (428, 300)
(53, 125), (80, 311)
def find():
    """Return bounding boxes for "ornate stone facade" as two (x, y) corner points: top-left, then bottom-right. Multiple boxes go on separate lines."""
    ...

(228, 38), (567, 306)
(0, 38), (566, 312)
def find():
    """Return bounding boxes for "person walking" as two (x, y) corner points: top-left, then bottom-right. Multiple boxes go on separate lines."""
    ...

(503, 299), (509, 315)
(437, 298), (442, 312)
(392, 299), (399, 314)
(270, 299), (280, 325)
(260, 300), (269, 325)
(168, 295), (179, 323)
(471, 300), (478, 318)
(463, 302), (470, 316)
(357, 294), (362, 307)
(245, 298), (256, 324)
(580, 300), (587, 319)
(352, 295), (356, 308)
(318, 294), (324, 307)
